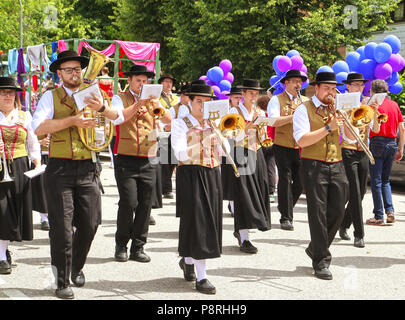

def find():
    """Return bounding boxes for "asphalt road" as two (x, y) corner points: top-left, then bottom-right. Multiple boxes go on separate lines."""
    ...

(1, 160), (405, 302)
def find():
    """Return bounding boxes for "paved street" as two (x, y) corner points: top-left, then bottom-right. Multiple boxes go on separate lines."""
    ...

(1, 160), (405, 301)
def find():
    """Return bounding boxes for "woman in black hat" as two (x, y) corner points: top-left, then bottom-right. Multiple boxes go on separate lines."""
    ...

(229, 79), (271, 254)
(0, 77), (41, 274)
(171, 83), (227, 295)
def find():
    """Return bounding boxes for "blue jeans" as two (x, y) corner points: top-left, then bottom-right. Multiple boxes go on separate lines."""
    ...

(369, 137), (398, 219)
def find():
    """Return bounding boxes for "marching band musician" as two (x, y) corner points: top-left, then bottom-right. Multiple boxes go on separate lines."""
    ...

(0, 77), (41, 275)
(267, 70), (309, 231)
(293, 71), (355, 280)
(110, 65), (171, 264)
(229, 79), (271, 254)
(339, 73), (380, 247)
(172, 82), (228, 295)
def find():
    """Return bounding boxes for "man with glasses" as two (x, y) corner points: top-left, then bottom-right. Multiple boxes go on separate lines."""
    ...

(267, 70), (308, 231)
(32, 50), (120, 299)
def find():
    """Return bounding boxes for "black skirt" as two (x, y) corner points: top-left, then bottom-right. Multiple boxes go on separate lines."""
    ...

(151, 163), (163, 209)
(233, 147), (271, 232)
(31, 154), (49, 213)
(176, 165), (222, 260)
(221, 157), (235, 201)
(0, 156), (33, 241)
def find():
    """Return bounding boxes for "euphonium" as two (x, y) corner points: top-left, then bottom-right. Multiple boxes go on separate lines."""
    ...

(219, 113), (245, 139)
(77, 48), (114, 152)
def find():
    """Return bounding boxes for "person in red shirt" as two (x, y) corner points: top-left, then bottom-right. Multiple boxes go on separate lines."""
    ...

(366, 80), (405, 225)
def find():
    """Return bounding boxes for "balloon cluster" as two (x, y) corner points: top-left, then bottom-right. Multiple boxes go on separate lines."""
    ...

(199, 59), (234, 99)
(269, 50), (309, 95)
(319, 35), (405, 95)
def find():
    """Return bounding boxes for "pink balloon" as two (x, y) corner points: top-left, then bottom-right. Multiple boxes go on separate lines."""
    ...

(223, 72), (234, 84)
(199, 75), (207, 81)
(277, 56), (292, 72)
(211, 85), (221, 97)
(300, 64), (307, 74)
(374, 63), (392, 80)
(219, 59), (232, 74)
(291, 56), (304, 70)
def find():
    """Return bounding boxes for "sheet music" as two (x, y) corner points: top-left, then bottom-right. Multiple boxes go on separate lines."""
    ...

(24, 164), (47, 179)
(368, 93), (387, 106)
(203, 100), (230, 126)
(253, 116), (277, 126)
(335, 92), (361, 111)
(72, 84), (103, 111)
(140, 84), (163, 100)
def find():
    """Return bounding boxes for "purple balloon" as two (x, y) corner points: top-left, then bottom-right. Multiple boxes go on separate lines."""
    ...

(277, 56), (292, 72)
(291, 56), (304, 70)
(219, 59), (232, 74)
(219, 92), (230, 100)
(211, 85), (221, 97)
(374, 63), (392, 80)
(206, 80), (216, 86)
(300, 64), (308, 74)
(399, 54), (405, 70)
(387, 54), (403, 72)
(199, 75), (207, 81)
(363, 81), (372, 96)
(223, 72), (234, 84)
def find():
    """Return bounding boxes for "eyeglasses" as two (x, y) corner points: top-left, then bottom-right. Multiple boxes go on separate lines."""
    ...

(59, 67), (82, 74)
(0, 90), (15, 97)
(349, 83), (365, 88)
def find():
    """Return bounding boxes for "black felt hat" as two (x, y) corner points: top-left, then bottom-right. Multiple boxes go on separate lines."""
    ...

(123, 64), (155, 78)
(226, 86), (243, 96)
(0, 77), (22, 91)
(280, 69), (308, 83)
(310, 72), (342, 86)
(158, 73), (176, 85)
(239, 79), (264, 91)
(342, 72), (368, 84)
(49, 50), (89, 73)
(185, 84), (216, 98)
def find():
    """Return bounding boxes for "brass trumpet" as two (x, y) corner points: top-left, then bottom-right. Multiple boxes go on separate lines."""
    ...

(147, 101), (165, 119)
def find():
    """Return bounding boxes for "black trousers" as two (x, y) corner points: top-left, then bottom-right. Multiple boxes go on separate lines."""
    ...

(301, 159), (348, 270)
(341, 149), (368, 238)
(114, 155), (156, 253)
(44, 159), (101, 288)
(274, 145), (302, 223)
(160, 136), (177, 194)
(261, 145), (277, 195)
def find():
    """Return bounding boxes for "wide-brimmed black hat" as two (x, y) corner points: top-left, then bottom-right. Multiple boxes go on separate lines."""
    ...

(191, 80), (207, 85)
(178, 83), (190, 94)
(239, 79), (264, 91)
(185, 84), (216, 98)
(280, 69), (308, 83)
(0, 77), (22, 92)
(310, 72), (342, 86)
(49, 50), (89, 73)
(226, 86), (243, 96)
(158, 73), (176, 85)
(123, 64), (155, 78)
(342, 72), (368, 84)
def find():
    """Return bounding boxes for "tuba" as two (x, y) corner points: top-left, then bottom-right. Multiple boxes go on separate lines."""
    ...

(77, 48), (114, 152)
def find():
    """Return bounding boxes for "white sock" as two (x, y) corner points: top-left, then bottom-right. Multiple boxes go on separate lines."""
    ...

(39, 213), (48, 223)
(0, 240), (10, 261)
(194, 259), (207, 282)
(229, 201), (234, 213)
(239, 229), (249, 243)
(185, 257), (194, 265)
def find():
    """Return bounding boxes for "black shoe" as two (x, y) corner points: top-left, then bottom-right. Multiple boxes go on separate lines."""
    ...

(233, 231), (241, 246)
(71, 271), (85, 287)
(196, 278), (216, 294)
(55, 286), (74, 299)
(305, 247), (313, 260)
(0, 260), (11, 274)
(6, 250), (12, 266)
(339, 228), (351, 240)
(314, 268), (333, 280)
(280, 220), (294, 231)
(41, 220), (50, 231)
(149, 215), (156, 225)
(163, 192), (174, 199)
(240, 240), (258, 254)
(114, 246), (128, 262)
(129, 249), (151, 263)
(354, 237), (365, 248)
(179, 258), (196, 281)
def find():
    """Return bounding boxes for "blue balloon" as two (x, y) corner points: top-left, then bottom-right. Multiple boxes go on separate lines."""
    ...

(301, 79), (309, 90)
(218, 79), (232, 92)
(273, 87), (284, 95)
(332, 61), (350, 74)
(270, 75), (281, 87)
(272, 55), (282, 73)
(389, 81), (403, 94)
(356, 46), (367, 61)
(317, 66), (333, 74)
(374, 43), (392, 63)
(207, 67), (224, 83)
(383, 35), (401, 54)
(286, 50), (300, 58)
(387, 72), (399, 86)
(364, 42), (378, 60)
(346, 52), (361, 72)
(359, 59), (377, 79)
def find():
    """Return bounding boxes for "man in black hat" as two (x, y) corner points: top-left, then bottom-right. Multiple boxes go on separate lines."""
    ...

(293, 71), (354, 280)
(229, 79), (271, 254)
(227, 86), (243, 108)
(32, 50), (120, 299)
(110, 64), (171, 264)
(338, 73), (380, 247)
(267, 69), (309, 231)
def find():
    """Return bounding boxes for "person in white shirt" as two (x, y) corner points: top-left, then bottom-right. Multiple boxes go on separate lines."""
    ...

(0, 77), (41, 275)
(229, 79), (271, 254)
(293, 71), (354, 280)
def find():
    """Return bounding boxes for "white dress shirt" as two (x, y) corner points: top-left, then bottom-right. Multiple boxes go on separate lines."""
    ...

(267, 90), (295, 118)
(0, 108), (41, 161)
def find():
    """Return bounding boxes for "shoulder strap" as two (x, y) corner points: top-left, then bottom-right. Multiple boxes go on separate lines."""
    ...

(182, 115), (194, 129)
(161, 93), (174, 109)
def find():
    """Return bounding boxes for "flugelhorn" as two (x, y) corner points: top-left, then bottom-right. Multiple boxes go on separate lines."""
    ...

(0, 137), (13, 183)
(77, 48), (114, 152)
(147, 100), (165, 119)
